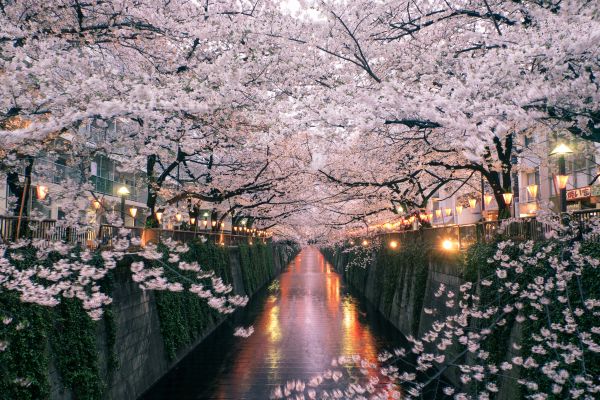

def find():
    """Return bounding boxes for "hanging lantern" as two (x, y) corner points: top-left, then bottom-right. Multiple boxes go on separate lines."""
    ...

(502, 192), (513, 205)
(190, 217), (196, 225)
(456, 205), (463, 215)
(444, 208), (452, 217)
(555, 174), (569, 190)
(211, 220), (216, 227)
(468, 198), (477, 208)
(484, 194), (493, 206)
(129, 207), (138, 218)
(526, 184), (538, 200)
(175, 213), (182, 222)
(92, 200), (102, 210)
(203, 219), (208, 227)
(36, 185), (49, 200)
(155, 211), (163, 223)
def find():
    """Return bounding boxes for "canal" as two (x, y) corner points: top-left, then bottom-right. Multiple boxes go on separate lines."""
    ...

(141, 247), (408, 399)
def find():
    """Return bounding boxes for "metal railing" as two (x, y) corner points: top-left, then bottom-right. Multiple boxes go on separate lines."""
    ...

(370, 209), (600, 250)
(0, 215), (267, 249)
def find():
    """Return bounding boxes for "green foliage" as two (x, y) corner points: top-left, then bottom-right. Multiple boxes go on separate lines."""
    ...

(153, 240), (228, 360)
(0, 246), (117, 400)
(50, 299), (104, 400)
(238, 242), (275, 294)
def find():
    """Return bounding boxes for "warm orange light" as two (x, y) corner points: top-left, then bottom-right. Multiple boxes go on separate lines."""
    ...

(384, 222), (393, 230)
(484, 194), (493, 206)
(456, 205), (463, 215)
(190, 217), (196, 225)
(468, 198), (477, 208)
(502, 192), (513, 205)
(441, 239), (457, 251)
(555, 174), (569, 190)
(362, 240), (369, 247)
(155, 211), (163, 222)
(527, 184), (538, 200)
(444, 208), (452, 216)
(129, 207), (138, 218)
(389, 240), (398, 249)
(550, 143), (573, 156)
(435, 209), (442, 218)
(175, 213), (182, 222)
(211, 220), (216, 227)
(349, 240), (355, 245)
(92, 200), (101, 210)
(36, 185), (49, 200)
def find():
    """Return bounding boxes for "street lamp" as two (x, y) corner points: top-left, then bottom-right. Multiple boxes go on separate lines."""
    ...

(468, 198), (477, 209)
(129, 207), (138, 218)
(527, 184), (538, 201)
(550, 143), (573, 213)
(117, 186), (130, 223)
(484, 194), (493, 207)
(36, 185), (49, 200)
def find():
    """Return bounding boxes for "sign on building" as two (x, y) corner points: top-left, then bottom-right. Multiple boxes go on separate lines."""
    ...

(567, 186), (591, 201)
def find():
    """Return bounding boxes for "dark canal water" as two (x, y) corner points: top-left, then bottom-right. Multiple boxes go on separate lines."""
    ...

(141, 247), (408, 399)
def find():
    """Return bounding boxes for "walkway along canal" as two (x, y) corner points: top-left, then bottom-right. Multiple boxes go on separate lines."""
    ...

(141, 247), (407, 399)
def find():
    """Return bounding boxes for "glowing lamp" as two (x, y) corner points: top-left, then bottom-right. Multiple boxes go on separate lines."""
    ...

(211, 220), (216, 227)
(190, 217), (196, 225)
(444, 208), (452, 217)
(92, 200), (101, 210)
(129, 207), (138, 218)
(468, 198), (477, 208)
(435, 209), (442, 218)
(175, 213), (182, 222)
(155, 211), (163, 223)
(384, 222), (393, 230)
(502, 192), (513, 205)
(441, 239), (457, 252)
(527, 184), (538, 200)
(555, 174), (569, 190)
(117, 186), (130, 197)
(550, 143), (573, 156)
(362, 240), (369, 247)
(484, 194), (493, 206)
(349, 240), (355, 245)
(36, 185), (49, 200)
(389, 240), (398, 249)
(203, 219), (208, 227)
(456, 205), (463, 215)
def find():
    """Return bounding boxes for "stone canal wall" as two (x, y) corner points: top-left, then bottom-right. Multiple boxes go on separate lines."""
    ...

(47, 241), (297, 400)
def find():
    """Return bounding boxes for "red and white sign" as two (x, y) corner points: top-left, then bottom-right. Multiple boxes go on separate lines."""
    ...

(567, 186), (591, 201)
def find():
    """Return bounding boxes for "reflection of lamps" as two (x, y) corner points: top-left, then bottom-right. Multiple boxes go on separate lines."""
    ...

(36, 185), (49, 200)
(444, 208), (452, 217)
(502, 192), (514, 205)
(435, 209), (442, 218)
(155, 211), (163, 223)
(484, 194), (493, 207)
(468, 198), (477, 208)
(551, 142), (573, 213)
(129, 207), (138, 218)
(456, 205), (463, 216)
(389, 240), (398, 249)
(527, 184), (538, 200)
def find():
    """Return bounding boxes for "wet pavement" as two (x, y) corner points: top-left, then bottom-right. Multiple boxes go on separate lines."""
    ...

(141, 247), (406, 399)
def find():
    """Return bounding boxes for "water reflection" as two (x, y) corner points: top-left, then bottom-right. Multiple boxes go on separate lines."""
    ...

(142, 247), (405, 399)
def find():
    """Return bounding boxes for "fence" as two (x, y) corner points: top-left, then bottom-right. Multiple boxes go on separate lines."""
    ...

(370, 209), (600, 250)
(0, 215), (265, 249)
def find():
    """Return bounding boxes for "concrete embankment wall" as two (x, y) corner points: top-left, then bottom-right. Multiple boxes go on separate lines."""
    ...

(48, 242), (297, 400)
